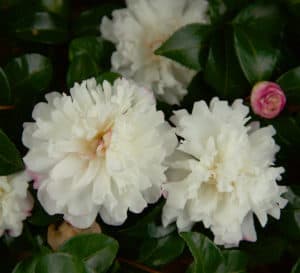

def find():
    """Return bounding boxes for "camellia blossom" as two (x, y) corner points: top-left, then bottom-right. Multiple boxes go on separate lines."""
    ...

(162, 98), (287, 247)
(23, 78), (177, 229)
(251, 81), (286, 119)
(100, 0), (209, 105)
(0, 171), (33, 237)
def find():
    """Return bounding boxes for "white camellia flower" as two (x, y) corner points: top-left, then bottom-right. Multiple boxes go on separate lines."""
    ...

(100, 0), (209, 105)
(0, 171), (33, 237)
(162, 98), (288, 247)
(23, 78), (177, 229)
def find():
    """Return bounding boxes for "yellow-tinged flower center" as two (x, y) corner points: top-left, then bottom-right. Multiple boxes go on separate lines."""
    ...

(86, 129), (112, 158)
(146, 36), (168, 62)
(0, 187), (5, 198)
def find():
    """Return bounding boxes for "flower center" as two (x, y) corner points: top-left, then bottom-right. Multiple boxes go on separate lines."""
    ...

(0, 187), (5, 198)
(83, 129), (112, 159)
(146, 36), (168, 62)
(265, 94), (281, 112)
(94, 129), (112, 157)
(149, 38), (165, 52)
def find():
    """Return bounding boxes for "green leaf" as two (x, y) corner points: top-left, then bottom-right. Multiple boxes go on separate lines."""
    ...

(73, 4), (122, 36)
(155, 23), (212, 70)
(139, 233), (185, 267)
(180, 232), (223, 273)
(58, 233), (119, 273)
(67, 54), (100, 88)
(204, 31), (249, 99)
(147, 222), (177, 239)
(9, 11), (68, 44)
(0, 129), (23, 175)
(69, 36), (104, 62)
(208, 0), (228, 23)
(292, 259), (300, 273)
(217, 250), (248, 273)
(69, 36), (114, 68)
(95, 72), (121, 85)
(277, 66), (300, 104)
(12, 256), (38, 273)
(208, 0), (249, 24)
(233, 3), (284, 39)
(270, 117), (300, 149)
(4, 53), (52, 94)
(38, 0), (70, 17)
(118, 203), (163, 239)
(0, 67), (12, 104)
(233, 27), (280, 84)
(35, 253), (89, 273)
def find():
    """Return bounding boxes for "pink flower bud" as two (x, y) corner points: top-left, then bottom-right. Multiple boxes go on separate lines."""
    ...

(250, 81), (286, 119)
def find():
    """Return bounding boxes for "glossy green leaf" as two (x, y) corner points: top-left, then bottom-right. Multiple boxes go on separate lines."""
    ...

(234, 27), (279, 84)
(147, 222), (177, 239)
(69, 36), (103, 62)
(292, 259), (300, 273)
(270, 117), (300, 149)
(67, 54), (100, 88)
(209, 0), (249, 24)
(10, 11), (68, 44)
(4, 53), (52, 94)
(69, 36), (114, 66)
(12, 256), (38, 273)
(204, 31), (249, 99)
(277, 66), (300, 104)
(0, 67), (12, 104)
(107, 261), (120, 273)
(95, 72), (121, 85)
(155, 23), (213, 70)
(73, 4), (122, 36)
(35, 253), (89, 273)
(180, 232), (223, 273)
(58, 233), (119, 273)
(217, 250), (248, 273)
(139, 233), (185, 267)
(208, 0), (228, 23)
(233, 3), (283, 38)
(38, 0), (70, 17)
(0, 129), (23, 175)
(118, 203), (163, 239)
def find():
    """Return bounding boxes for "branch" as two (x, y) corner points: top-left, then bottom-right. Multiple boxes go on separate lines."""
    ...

(0, 105), (15, 110)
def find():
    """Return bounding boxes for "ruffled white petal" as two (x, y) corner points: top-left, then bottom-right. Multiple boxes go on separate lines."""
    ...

(0, 172), (33, 237)
(23, 78), (177, 228)
(162, 97), (287, 247)
(100, 0), (209, 104)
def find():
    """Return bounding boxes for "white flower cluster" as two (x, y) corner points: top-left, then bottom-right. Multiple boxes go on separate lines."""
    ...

(17, 0), (287, 246)
(0, 172), (33, 237)
(162, 98), (287, 246)
(100, 0), (209, 105)
(23, 78), (177, 228)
